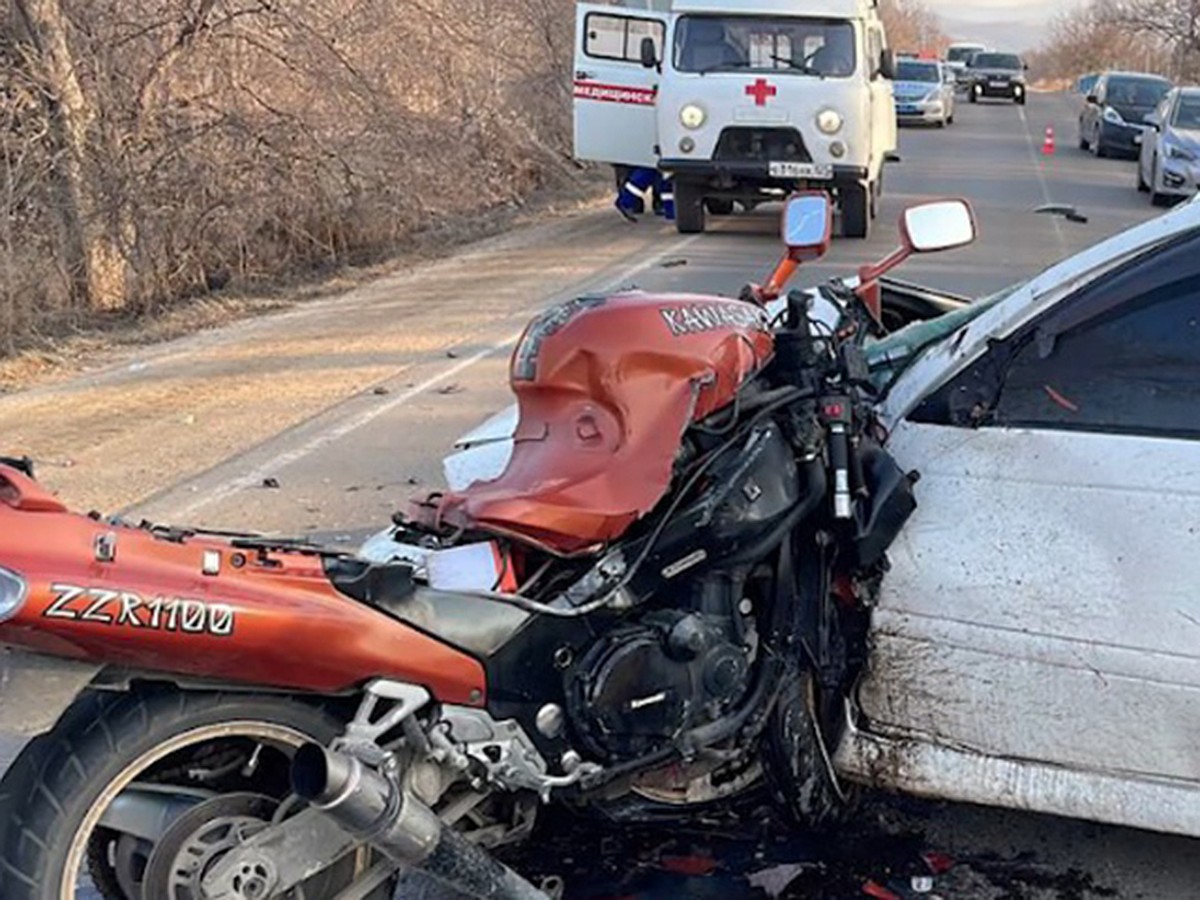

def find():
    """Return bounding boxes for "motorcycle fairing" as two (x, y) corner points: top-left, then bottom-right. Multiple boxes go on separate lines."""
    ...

(0, 465), (487, 705)
(429, 292), (776, 554)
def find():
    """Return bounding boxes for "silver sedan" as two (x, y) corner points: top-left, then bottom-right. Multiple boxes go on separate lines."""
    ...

(1139, 86), (1200, 206)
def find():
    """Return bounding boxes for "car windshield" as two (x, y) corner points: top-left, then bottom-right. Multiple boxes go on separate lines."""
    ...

(674, 16), (856, 77)
(946, 47), (982, 64)
(1173, 95), (1200, 128)
(897, 62), (940, 83)
(971, 53), (1021, 70)
(1108, 77), (1170, 107)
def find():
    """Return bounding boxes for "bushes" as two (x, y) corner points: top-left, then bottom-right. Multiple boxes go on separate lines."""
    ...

(2, 0), (579, 355)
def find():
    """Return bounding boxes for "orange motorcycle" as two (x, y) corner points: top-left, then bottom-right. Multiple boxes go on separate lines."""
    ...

(0, 193), (975, 900)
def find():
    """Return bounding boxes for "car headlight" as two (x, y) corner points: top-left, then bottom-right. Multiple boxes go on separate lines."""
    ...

(0, 567), (27, 622)
(816, 108), (843, 135)
(1167, 143), (1197, 162)
(1103, 106), (1124, 125)
(680, 103), (707, 130)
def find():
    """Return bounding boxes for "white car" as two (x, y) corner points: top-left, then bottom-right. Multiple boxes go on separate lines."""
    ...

(1139, 86), (1200, 206)
(367, 201), (1200, 838)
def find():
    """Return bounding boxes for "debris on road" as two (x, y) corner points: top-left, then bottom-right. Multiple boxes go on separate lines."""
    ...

(261, 477), (281, 489)
(437, 383), (465, 395)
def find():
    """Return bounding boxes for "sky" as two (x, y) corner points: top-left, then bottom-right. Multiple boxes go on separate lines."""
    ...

(927, 0), (1077, 51)
(927, 0), (1056, 23)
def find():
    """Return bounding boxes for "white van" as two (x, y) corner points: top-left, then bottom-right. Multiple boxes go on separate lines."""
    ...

(944, 41), (987, 88)
(573, 0), (898, 237)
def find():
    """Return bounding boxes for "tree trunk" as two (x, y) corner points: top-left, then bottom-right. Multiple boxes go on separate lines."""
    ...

(14, 0), (130, 312)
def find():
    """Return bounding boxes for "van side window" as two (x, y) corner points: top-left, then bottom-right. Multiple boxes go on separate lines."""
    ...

(584, 13), (665, 64)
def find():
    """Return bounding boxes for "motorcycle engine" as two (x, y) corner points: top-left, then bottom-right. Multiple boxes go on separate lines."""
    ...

(566, 605), (750, 762)
(565, 422), (802, 763)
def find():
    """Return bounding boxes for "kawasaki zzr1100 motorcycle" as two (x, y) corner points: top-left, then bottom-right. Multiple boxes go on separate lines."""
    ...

(0, 192), (977, 899)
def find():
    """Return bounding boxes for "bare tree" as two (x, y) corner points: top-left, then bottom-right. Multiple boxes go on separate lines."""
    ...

(12, 0), (132, 311)
(0, 0), (579, 352)
(1099, 0), (1200, 78)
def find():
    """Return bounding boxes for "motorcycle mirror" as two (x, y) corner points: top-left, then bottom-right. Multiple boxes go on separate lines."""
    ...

(753, 192), (833, 303)
(901, 199), (976, 254)
(855, 199), (977, 327)
(781, 192), (833, 261)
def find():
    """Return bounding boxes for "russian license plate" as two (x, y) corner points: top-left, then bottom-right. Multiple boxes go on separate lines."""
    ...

(769, 161), (833, 180)
(898, 104), (919, 114)
(989, 80), (1008, 88)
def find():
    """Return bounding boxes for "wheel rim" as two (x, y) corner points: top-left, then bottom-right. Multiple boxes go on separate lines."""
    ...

(61, 721), (309, 900)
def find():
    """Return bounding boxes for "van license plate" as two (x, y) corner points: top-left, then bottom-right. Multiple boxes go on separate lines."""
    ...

(769, 162), (833, 179)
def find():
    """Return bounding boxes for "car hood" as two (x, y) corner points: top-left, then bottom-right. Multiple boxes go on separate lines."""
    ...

(1111, 101), (1158, 123)
(1164, 126), (1200, 151)
(972, 67), (1022, 79)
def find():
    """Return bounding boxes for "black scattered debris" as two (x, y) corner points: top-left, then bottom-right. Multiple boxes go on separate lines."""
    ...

(447, 349), (460, 359)
(662, 258), (689, 269)
(497, 798), (1120, 900)
(438, 383), (465, 395)
(372, 386), (391, 396)
(261, 477), (281, 489)
(407, 476), (421, 486)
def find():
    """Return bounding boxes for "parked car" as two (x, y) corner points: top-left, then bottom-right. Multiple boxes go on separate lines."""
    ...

(894, 59), (955, 127)
(944, 42), (986, 92)
(1139, 86), (1200, 205)
(1080, 71), (1172, 158)
(964, 52), (1027, 104)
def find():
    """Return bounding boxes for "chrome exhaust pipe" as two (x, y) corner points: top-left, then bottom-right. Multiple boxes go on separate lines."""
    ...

(292, 743), (548, 900)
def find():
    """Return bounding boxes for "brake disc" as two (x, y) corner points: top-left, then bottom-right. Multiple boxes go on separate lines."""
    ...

(141, 793), (280, 900)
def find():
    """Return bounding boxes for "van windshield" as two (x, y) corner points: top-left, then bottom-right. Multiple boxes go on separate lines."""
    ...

(674, 16), (856, 78)
(946, 46), (982, 64)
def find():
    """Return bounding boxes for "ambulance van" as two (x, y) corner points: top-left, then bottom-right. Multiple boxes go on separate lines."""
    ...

(574, 0), (898, 237)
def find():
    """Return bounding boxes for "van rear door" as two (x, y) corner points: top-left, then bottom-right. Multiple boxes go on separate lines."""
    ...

(574, 4), (667, 168)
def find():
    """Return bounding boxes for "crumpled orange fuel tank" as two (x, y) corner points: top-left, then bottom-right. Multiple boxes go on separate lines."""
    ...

(432, 292), (775, 554)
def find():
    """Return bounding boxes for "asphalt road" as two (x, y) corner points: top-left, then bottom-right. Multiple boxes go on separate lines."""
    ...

(5, 92), (1199, 899)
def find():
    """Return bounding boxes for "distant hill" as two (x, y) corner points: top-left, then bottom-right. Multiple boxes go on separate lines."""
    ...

(939, 16), (1047, 54)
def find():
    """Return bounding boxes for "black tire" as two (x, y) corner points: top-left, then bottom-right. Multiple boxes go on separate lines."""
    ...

(675, 182), (706, 234)
(1093, 129), (1108, 158)
(1016, 93), (1026, 106)
(0, 688), (355, 900)
(762, 672), (851, 832)
(705, 198), (735, 216)
(1079, 130), (1089, 151)
(840, 184), (870, 239)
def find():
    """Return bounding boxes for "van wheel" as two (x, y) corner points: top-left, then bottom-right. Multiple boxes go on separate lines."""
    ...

(705, 198), (735, 216)
(675, 182), (706, 234)
(841, 184), (870, 239)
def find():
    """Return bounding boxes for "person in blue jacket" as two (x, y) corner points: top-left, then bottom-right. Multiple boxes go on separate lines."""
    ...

(614, 166), (675, 222)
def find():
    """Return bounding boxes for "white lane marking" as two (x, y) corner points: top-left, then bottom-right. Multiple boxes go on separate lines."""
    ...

(166, 230), (702, 518)
(1019, 104), (1069, 256)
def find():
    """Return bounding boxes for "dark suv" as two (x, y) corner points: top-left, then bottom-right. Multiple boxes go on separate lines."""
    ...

(966, 52), (1027, 105)
(1080, 71), (1172, 158)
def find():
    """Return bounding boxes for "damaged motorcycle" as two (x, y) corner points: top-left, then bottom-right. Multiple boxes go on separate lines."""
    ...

(0, 192), (979, 899)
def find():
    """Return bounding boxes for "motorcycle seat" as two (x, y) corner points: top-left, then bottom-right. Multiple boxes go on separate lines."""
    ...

(325, 558), (529, 658)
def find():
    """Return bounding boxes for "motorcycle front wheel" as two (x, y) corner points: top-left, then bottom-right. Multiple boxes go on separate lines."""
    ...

(0, 687), (395, 900)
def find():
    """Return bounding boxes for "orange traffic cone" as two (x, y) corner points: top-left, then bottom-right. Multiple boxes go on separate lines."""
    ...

(1042, 126), (1056, 156)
